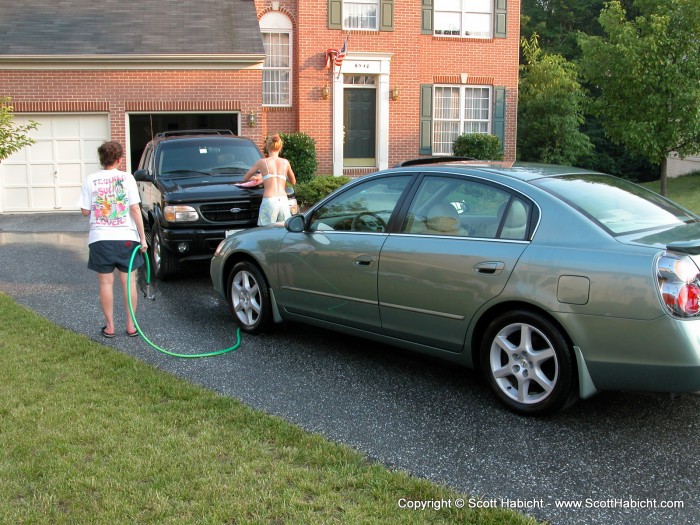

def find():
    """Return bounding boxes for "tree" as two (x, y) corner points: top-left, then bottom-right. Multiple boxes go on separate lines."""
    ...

(518, 34), (592, 165)
(578, 0), (700, 195)
(0, 97), (38, 162)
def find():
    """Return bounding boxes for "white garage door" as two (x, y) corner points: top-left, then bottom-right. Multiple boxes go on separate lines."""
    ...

(0, 114), (109, 213)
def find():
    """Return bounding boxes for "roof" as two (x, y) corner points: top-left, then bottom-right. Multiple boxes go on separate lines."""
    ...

(0, 0), (264, 58)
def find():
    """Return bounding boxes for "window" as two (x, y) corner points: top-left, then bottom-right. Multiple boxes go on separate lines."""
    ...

(434, 0), (493, 38)
(343, 0), (379, 30)
(433, 86), (492, 155)
(402, 176), (517, 239)
(259, 12), (293, 107)
(309, 175), (410, 232)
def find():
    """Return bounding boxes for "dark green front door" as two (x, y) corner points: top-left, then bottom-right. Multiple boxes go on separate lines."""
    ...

(344, 88), (376, 166)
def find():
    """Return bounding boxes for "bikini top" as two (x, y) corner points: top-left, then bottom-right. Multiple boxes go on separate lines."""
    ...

(262, 158), (288, 180)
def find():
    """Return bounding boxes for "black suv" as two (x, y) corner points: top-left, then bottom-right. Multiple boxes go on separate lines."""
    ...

(134, 130), (297, 279)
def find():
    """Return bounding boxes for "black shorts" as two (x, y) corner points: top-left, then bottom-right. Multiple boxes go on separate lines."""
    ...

(88, 240), (145, 274)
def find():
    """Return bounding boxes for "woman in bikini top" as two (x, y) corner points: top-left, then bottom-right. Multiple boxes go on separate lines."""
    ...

(242, 133), (296, 197)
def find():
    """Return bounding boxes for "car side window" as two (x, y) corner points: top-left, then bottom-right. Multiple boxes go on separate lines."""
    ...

(309, 176), (411, 232)
(401, 176), (515, 239)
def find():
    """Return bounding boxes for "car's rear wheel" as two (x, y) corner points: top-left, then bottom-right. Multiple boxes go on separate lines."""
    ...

(227, 261), (271, 334)
(150, 225), (178, 280)
(480, 311), (576, 416)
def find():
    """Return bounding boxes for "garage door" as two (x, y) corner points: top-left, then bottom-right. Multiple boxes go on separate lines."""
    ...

(0, 114), (109, 213)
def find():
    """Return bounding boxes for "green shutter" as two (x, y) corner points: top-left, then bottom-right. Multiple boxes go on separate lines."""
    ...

(494, 0), (507, 38)
(380, 0), (394, 31)
(421, 0), (433, 34)
(329, 0), (342, 29)
(493, 87), (506, 152)
(420, 84), (433, 155)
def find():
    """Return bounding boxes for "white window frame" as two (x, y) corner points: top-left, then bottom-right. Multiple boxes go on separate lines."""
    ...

(434, 0), (493, 39)
(259, 12), (293, 107)
(433, 85), (492, 155)
(343, 0), (379, 31)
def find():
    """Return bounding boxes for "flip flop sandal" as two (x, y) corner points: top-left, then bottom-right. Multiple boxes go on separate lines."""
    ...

(101, 326), (115, 338)
(126, 329), (139, 338)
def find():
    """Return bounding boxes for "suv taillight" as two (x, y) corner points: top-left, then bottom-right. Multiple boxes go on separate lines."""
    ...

(657, 251), (700, 317)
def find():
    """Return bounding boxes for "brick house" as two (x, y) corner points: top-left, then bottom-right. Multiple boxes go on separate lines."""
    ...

(0, 0), (520, 213)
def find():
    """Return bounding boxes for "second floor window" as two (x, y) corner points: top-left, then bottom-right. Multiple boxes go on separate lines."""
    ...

(433, 86), (492, 155)
(434, 0), (493, 38)
(260, 12), (293, 107)
(343, 0), (379, 30)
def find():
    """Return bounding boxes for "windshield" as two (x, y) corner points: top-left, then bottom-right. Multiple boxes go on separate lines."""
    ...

(156, 139), (262, 180)
(532, 174), (698, 235)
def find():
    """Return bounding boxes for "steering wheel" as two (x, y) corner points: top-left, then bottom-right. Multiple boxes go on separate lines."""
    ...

(351, 212), (387, 232)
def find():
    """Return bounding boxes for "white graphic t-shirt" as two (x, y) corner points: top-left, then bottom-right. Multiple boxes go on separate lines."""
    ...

(77, 169), (141, 244)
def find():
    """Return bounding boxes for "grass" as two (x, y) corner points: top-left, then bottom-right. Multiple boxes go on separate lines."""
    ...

(0, 293), (539, 525)
(641, 171), (700, 212)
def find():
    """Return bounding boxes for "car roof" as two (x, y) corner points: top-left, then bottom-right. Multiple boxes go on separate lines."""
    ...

(147, 131), (257, 149)
(388, 159), (599, 182)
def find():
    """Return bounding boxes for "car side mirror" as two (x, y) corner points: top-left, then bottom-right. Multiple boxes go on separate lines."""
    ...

(133, 169), (152, 182)
(285, 214), (306, 233)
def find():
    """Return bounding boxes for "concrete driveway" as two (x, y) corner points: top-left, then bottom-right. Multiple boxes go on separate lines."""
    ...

(1, 212), (699, 525)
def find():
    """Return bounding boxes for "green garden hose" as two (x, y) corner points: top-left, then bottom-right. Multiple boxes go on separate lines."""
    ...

(126, 245), (241, 358)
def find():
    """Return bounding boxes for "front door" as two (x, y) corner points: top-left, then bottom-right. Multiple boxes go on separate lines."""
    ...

(343, 88), (376, 166)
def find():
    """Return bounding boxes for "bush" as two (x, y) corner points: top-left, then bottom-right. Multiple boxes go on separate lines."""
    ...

(452, 133), (504, 160)
(265, 132), (317, 184)
(295, 175), (351, 208)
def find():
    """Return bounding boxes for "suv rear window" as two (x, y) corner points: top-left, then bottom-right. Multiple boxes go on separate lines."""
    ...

(533, 174), (698, 235)
(157, 139), (261, 179)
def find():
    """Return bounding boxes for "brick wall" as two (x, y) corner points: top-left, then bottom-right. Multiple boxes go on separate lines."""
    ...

(256, 0), (520, 172)
(2, 68), (263, 150)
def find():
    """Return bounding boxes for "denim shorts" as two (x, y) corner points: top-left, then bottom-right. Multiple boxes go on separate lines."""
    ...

(88, 240), (144, 274)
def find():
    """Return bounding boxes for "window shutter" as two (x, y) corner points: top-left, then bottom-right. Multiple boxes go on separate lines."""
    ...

(420, 84), (433, 155)
(493, 87), (506, 152)
(329, 0), (342, 29)
(380, 0), (394, 31)
(494, 0), (507, 38)
(421, 0), (433, 34)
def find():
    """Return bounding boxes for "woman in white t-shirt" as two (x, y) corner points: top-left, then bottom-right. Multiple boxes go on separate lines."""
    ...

(77, 141), (148, 338)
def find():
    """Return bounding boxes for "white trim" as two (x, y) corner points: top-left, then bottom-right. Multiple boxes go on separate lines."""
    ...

(0, 55), (265, 70)
(332, 52), (392, 176)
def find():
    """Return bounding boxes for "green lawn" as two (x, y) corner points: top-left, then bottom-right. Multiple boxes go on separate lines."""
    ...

(0, 293), (538, 525)
(642, 171), (700, 212)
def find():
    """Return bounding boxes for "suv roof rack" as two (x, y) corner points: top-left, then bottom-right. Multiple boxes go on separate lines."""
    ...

(155, 129), (235, 138)
(393, 156), (476, 167)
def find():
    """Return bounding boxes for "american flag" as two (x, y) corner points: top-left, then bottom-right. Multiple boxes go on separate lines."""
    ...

(334, 36), (348, 68)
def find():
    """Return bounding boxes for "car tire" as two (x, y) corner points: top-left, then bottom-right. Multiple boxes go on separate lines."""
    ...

(480, 310), (576, 416)
(150, 225), (178, 280)
(227, 261), (271, 334)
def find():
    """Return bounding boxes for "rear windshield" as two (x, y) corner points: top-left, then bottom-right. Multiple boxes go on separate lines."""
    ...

(532, 174), (698, 235)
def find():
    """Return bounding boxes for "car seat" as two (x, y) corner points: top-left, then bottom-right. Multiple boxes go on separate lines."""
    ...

(425, 203), (468, 235)
(499, 200), (528, 240)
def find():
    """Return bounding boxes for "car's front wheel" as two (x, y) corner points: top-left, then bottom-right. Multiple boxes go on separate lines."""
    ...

(480, 311), (576, 416)
(227, 261), (271, 334)
(150, 225), (178, 280)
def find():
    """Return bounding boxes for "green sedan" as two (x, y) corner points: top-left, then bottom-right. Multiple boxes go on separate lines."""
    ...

(211, 161), (700, 416)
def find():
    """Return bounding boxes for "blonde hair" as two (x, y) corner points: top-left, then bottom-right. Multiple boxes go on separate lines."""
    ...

(266, 133), (283, 153)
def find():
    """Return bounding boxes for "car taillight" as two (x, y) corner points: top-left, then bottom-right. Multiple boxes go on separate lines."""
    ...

(657, 252), (700, 317)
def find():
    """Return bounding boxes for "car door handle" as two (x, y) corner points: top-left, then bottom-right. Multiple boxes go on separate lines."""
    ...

(354, 255), (376, 267)
(474, 261), (505, 275)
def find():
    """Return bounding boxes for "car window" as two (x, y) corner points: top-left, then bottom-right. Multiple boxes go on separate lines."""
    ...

(401, 176), (516, 239)
(157, 140), (261, 178)
(533, 174), (697, 235)
(309, 176), (411, 232)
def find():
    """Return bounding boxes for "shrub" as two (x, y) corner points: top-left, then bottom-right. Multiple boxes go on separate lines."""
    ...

(452, 133), (504, 160)
(295, 175), (351, 208)
(265, 132), (317, 184)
